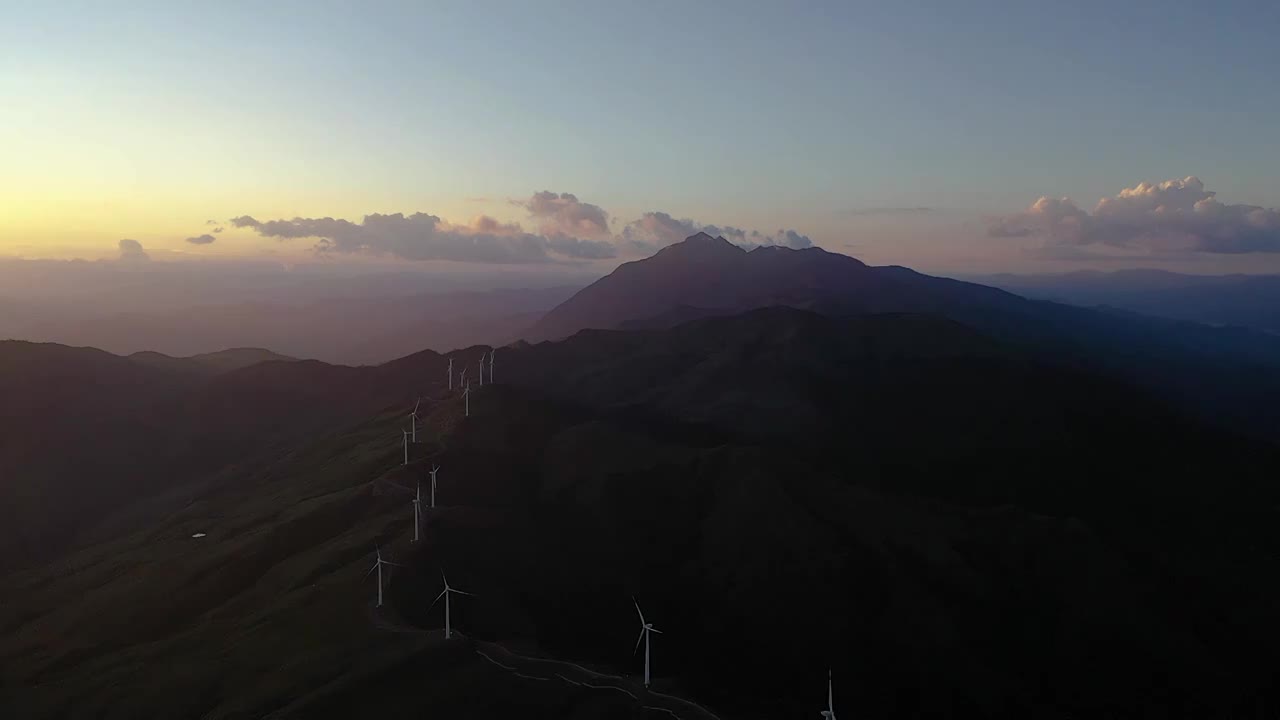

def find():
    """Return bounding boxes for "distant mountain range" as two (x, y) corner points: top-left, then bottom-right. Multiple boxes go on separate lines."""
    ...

(1, 286), (579, 365)
(967, 269), (1280, 334)
(5, 236), (1280, 718)
(528, 233), (1020, 341)
(528, 233), (1280, 439)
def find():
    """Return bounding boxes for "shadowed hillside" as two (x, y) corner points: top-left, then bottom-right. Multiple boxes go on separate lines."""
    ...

(4, 308), (1279, 718)
(0, 341), (486, 572)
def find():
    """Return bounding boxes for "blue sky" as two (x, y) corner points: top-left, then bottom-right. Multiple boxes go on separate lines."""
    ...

(3, 0), (1279, 273)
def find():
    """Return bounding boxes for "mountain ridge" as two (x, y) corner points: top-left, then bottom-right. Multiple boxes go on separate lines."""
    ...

(527, 234), (1280, 440)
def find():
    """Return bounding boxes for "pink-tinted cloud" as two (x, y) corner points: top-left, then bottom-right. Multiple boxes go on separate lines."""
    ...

(990, 177), (1280, 254)
(229, 211), (614, 263)
(521, 191), (611, 238)
(223, 190), (814, 264)
(620, 211), (811, 252)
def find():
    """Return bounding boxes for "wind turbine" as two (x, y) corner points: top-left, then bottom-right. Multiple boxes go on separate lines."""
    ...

(447, 357), (454, 390)
(478, 352), (486, 387)
(633, 597), (663, 688)
(429, 463), (439, 508)
(488, 348), (495, 383)
(459, 366), (468, 391)
(365, 546), (402, 608)
(463, 382), (471, 417)
(401, 429), (410, 465)
(412, 478), (422, 542)
(410, 398), (421, 443)
(819, 669), (836, 719)
(431, 569), (474, 639)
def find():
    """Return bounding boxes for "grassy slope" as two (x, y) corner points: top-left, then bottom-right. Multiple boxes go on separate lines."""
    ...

(5, 311), (1280, 718)
(0, 388), (707, 720)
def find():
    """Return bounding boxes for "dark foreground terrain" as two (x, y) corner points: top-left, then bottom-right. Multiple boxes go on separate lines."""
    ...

(4, 237), (1280, 718)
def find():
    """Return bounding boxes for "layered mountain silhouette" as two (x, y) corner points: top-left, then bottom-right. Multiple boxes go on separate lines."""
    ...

(530, 233), (1280, 438)
(0, 341), (472, 571)
(4, 241), (1280, 718)
(528, 232), (1027, 341)
(972, 269), (1280, 334)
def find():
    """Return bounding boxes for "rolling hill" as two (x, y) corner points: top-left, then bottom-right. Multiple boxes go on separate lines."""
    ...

(4, 307), (1279, 718)
(0, 340), (475, 572)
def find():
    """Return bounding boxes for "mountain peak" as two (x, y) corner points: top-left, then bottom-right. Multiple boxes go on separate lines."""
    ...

(651, 232), (746, 261)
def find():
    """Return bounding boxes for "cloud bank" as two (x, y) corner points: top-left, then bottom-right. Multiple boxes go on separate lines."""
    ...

(990, 177), (1280, 254)
(230, 212), (614, 264)
(220, 190), (813, 265)
(185, 234), (217, 245)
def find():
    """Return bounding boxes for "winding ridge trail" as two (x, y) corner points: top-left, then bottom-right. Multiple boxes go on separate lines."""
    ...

(369, 604), (723, 720)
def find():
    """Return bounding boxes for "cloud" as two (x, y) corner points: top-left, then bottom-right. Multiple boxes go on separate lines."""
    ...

(620, 211), (811, 251)
(118, 238), (150, 262)
(205, 219), (218, 225)
(990, 177), (1280, 254)
(185, 234), (217, 245)
(212, 226), (224, 233)
(746, 228), (814, 250)
(229, 211), (614, 263)
(226, 192), (812, 265)
(520, 191), (611, 238)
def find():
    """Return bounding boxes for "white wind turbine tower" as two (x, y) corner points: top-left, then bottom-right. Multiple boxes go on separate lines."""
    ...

(633, 597), (663, 688)
(412, 478), (423, 542)
(409, 398), (421, 443)
(488, 348), (495, 383)
(447, 357), (454, 390)
(463, 381), (471, 417)
(820, 669), (836, 720)
(401, 429), (410, 465)
(365, 546), (402, 608)
(459, 366), (468, 391)
(431, 569), (474, 639)
(478, 352), (486, 387)
(429, 463), (440, 508)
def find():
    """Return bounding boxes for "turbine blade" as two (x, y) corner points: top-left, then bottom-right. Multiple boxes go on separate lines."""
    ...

(634, 628), (645, 655)
(414, 398), (421, 413)
(365, 564), (378, 577)
(452, 589), (475, 597)
(384, 561), (403, 567)
(430, 588), (447, 609)
(633, 597), (645, 625)
(648, 627), (663, 634)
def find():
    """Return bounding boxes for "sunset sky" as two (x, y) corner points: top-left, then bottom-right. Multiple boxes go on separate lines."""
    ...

(4, 0), (1279, 274)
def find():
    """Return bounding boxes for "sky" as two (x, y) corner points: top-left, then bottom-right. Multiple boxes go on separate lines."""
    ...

(3, 0), (1280, 275)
